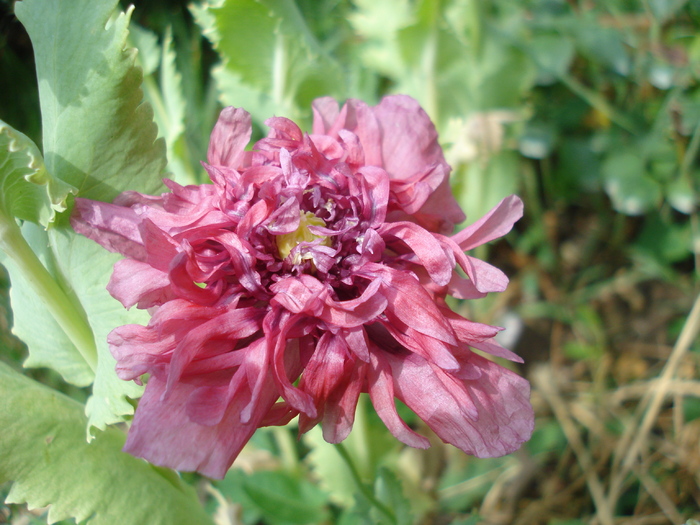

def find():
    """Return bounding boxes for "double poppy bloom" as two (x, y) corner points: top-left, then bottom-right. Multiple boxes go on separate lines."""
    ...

(73, 95), (533, 479)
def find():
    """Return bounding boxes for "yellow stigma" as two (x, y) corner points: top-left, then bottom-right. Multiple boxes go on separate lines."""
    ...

(276, 211), (331, 261)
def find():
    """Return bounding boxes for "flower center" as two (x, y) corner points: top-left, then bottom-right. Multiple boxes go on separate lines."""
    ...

(276, 211), (331, 261)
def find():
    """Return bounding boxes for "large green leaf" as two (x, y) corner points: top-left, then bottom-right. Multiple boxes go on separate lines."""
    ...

(0, 360), (213, 525)
(15, 0), (166, 201)
(193, 0), (345, 124)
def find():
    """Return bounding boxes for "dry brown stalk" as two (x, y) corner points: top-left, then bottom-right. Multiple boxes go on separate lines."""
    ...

(608, 293), (700, 507)
(533, 365), (615, 525)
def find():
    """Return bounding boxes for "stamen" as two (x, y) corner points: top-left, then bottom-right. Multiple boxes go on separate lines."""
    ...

(276, 211), (331, 261)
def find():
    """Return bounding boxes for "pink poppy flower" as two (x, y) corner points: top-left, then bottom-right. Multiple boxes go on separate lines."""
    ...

(72, 95), (533, 479)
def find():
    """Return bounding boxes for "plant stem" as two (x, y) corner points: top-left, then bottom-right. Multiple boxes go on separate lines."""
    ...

(0, 219), (97, 371)
(272, 425), (300, 474)
(334, 441), (397, 525)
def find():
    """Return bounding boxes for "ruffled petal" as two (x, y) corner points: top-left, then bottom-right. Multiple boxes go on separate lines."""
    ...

(367, 349), (431, 449)
(71, 198), (146, 260)
(207, 106), (252, 168)
(451, 195), (523, 250)
(386, 351), (534, 457)
(123, 372), (277, 479)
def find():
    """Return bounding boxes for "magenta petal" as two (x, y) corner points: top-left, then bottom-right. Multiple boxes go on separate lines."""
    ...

(207, 107), (252, 167)
(452, 195), (524, 250)
(123, 373), (277, 479)
(367, 350), (431, 449)
(386, 351), (534, 457)
(71, 198), (146, 261)
(107, 259), (171, 309)
(378, 221), (453, 286)
(367, 264), (457, 346)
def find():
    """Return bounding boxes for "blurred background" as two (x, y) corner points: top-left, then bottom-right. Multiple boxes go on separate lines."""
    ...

(1, 0), (699, 523)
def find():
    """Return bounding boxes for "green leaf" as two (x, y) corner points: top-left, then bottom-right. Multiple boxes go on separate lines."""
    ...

(666, 176), (697, 214)
(346, 0), (413, 80)
(303, 396), (397, 508)
(158, 28), (186, 150)
(570, 17), (630, 76)
(452, 151), (519, 227)
(135, 24), (193, 184)
(194, 0), (345, 124)
(0, 360), (213, 525)
(0, 121), (88, 386)
(0, 120), (74, 228)
(241, 470), (329, 525)
(528, 34), (575, 85)
(602, 152), (662, 216)
(0, 223), (93, 387)
(15, 0), (166, 201)
(373, 468), (412, 525)
(303, 426), (357, 507)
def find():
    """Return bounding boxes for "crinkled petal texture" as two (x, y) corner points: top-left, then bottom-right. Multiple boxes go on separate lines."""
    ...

(72, 95), (533, 479)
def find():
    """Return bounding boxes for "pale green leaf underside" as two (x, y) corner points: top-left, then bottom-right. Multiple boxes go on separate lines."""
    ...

(15, 0), (166, 201)
(0, 361), (213, 525)
(0, 120), (74, 227)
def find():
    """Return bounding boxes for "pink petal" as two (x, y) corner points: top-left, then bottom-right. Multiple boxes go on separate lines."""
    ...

(311, 97), (340, 135)
(409, 176), (466, 235)
(371, 95), (444, 180)
(358, 166), (390, 227)
(107, 259), (172, 309)
(364, 264), (457, 346)
(71, 198), (146, 261)
(378, 221), (454, 286)
(297, 332), (358, 437)
(367, 349), (431, 449)
(451, 195), (523, 250)
(321, 358), (365, 444)
(207, 107), (252, 167)
(123, 372), (277, 479)
(470, 339), (524, 363)
(465, 256), (509, 293)
(386, 351), (533, 458)
(166, 307), (265, 389)
(266, 310), (317, 417)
